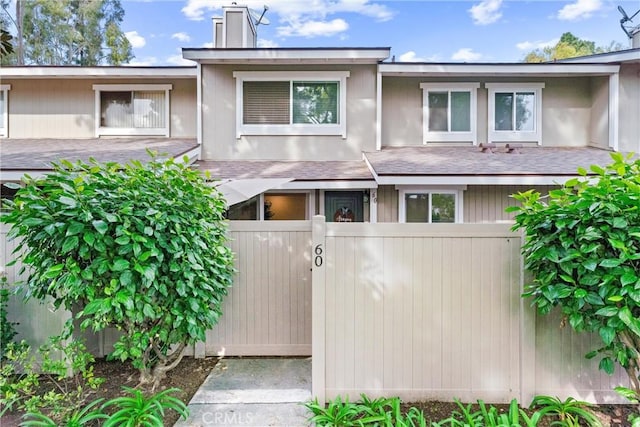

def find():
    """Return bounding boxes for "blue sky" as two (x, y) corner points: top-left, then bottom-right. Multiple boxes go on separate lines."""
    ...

(121, 0), (640, 66)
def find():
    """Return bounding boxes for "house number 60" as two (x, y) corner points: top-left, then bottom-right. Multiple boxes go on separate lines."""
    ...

(314, 244), (323, 267)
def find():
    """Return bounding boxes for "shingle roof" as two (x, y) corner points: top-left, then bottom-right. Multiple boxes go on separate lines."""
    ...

(364, 146), (618, 176)
(0, 138), (199, 170)
(196, 160), (374, 181)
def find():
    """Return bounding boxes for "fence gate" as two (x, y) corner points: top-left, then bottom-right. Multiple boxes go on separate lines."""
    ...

(202, 221), (313, 356)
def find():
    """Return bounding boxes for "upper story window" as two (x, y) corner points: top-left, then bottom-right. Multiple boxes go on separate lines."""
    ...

(93, 84), (172, 137)
(398, 187), (464, 224)
(0, 84), (10, 137)
(233, 71), (349, 138)
(420, 83), (479, 144)
(486, 83), (544, 144)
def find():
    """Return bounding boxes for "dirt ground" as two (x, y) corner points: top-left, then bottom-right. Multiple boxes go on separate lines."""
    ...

(2, 357), (637, 426)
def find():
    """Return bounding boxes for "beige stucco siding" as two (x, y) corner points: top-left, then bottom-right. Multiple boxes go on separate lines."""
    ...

(542, 78), (591, 147)
(201, 64), (378, 161)
(167, 79), (197, 137)
(381, 76), (595, 148)
(377, 184), (554, 223)
(618, 63), (640, 153)
(589, 76), (609, 149)
(4, 78), (196, 139)
(6, 79), (94, 138)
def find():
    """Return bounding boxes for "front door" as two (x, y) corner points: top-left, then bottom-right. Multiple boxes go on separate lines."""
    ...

(325, 191), (364, 222)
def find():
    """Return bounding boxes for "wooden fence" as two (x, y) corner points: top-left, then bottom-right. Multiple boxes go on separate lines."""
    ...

(310, 217), (627, 404)
(2, 219), (628, 404)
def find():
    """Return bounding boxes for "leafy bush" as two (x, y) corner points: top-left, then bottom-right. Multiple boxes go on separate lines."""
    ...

(0, 335), (104, 422)
(1, 155), (235, 388)
(510, 152), (640, 394)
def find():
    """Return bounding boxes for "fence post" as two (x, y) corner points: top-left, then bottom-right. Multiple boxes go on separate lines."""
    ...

(519, 231), (536, 404)
(312, 215), (327, 405)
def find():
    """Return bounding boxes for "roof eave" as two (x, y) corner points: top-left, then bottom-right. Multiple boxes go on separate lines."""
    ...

(0, 66), (198, 79)
(182, 47), (391, 64)
(374, 174), (579, 186)
(378, 63), (620, 77)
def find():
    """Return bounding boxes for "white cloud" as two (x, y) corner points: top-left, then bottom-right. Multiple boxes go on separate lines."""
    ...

(181, 0), (394, 39)
(166, 54), (195, 66)
(125, 31), (146, 49)
(124, 56), (158, 66)
(278, 18), (349, 38)
(171, 32), (191, 43)
(451, 48), (483, 62)
(397, 51), (442, 63)
(468, 0), (503, 25)
(182, 0), (218, 21)
(556, 0), (602, 21)
(201, 42), (214, 48)
(516, 38), (559, 50)
(257, 39), (279, 48)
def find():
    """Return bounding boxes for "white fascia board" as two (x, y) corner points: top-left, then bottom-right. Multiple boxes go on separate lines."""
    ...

(0, 67), (197, 79)
(378, 63), (620, 76)
(374, 175), (577, 186)
(277, 180), (378, 190)
(0, 171), (47, 181)
(558, 50), (640, 64)
(183, 48), (390, 64)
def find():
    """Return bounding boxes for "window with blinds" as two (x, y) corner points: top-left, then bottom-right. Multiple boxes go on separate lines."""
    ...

(234, 71), (348, 138)
(100, 91), (166, 129)
(243, 81), (290, 124)
(242, 81), (339, 125)
(0, 85), (8, 137)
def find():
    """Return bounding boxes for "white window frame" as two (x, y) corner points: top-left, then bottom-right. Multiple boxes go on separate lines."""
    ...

(420, 83), (479, 145)
(233, 71), (349, 139)
(92, 84), (172, 137)
(486, 83), (544, 144)
(397, 186), (465, 224)
(0, 84), (10, 137)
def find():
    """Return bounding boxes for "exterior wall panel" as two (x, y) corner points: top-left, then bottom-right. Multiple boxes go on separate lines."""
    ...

(201, 64), (378, 161)
(381, 76), (595, 148)
(618, 63), (640, 153)
(4, 78), (196, 139)
(589, 76), (609, 149)
(378, 185), (554, 224)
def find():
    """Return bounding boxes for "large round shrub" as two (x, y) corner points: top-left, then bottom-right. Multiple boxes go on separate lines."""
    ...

(2, 155), (234, 387)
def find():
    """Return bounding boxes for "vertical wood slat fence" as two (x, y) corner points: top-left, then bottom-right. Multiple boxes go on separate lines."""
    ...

(2, 219), (629, 404)
(310, 216), (628, 405)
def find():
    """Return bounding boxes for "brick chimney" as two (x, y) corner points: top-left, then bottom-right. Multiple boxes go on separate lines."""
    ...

(212, 4), (257, 48)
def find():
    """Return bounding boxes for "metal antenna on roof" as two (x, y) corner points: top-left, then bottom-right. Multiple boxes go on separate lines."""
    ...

(249, 5), (270, 27)
(618, 5), (640, 38)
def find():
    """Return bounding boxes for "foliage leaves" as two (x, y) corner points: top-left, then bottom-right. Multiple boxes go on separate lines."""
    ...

(13, 0), (132, 66)
(1, 154), (235, 384)
(510, 152), (640, 393)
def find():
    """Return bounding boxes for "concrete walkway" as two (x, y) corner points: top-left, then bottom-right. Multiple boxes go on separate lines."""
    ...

(174, 358), (312, 427)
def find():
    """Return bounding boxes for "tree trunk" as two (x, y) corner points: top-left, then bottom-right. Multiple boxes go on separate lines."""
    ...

(15, 0), (23, 65)
(137, 342), (187, 391)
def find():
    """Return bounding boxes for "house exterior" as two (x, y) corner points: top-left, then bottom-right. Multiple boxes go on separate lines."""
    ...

(1, 4), (638, 223)
(2, 4), (640, 405)
(182, 5), (638, 226)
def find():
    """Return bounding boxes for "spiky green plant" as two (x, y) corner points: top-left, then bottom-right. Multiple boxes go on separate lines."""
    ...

(101, 386), (188, 427)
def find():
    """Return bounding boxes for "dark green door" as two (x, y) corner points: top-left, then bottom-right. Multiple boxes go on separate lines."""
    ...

(325, 191), (364, 222)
